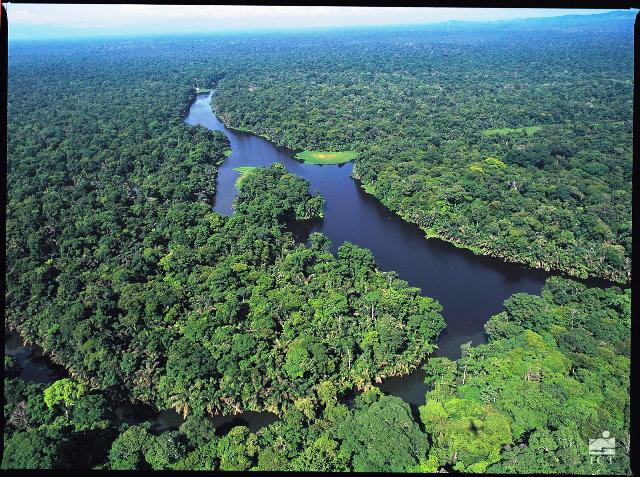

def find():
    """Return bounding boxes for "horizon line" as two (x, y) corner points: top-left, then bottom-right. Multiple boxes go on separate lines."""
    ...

(6, 6), (637, 42)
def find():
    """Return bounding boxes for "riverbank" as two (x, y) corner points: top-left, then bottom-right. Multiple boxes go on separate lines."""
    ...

(355, 172), (622, 289)
(232, 166), (258, 187)
(353, 165), (628, 286)
(212, 98), (627, 286)
(4, 327), (280, 434)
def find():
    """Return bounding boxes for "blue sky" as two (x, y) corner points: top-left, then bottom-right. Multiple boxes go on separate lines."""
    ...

(6, 5), (627, 40)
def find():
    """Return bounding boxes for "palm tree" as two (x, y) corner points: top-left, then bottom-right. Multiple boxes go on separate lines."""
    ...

(169, 387), (191, 418)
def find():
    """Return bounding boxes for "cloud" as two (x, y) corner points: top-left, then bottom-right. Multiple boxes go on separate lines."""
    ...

(6, 4), (621, 38)
(8, 5), (378, 27)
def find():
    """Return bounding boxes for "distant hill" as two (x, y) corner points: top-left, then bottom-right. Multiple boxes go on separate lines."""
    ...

(435, 9), (637, 31)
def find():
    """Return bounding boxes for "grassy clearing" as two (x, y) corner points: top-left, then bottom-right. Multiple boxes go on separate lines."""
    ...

(295, 150), (358, 164)
(223, 149), (233, 157)
(233, 166), (259, 188)
(482, 125), (543, 137)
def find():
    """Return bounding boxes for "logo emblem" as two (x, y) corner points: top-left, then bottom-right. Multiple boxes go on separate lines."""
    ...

(589, 431), (615, 465)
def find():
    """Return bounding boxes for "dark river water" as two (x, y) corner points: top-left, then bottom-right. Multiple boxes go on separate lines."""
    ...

(4, 327), (67, 383)
(5, 90), (613, 433)
(186, 91), (552, 358)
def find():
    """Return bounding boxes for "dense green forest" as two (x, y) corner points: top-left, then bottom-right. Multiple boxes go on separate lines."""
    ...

(5, 11), (633, 473)
(7, 41), (444, 418)
(4, 277), (629, 472)
(214, 13), (633, 283)
(420, 277), (630, 473)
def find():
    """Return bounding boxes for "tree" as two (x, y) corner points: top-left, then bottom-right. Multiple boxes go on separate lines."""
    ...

(420, 398), (512, 472)
(290, 434), (348, 471)
(217, 426), (258, 471)
(71, 394), (113, 431)
(336, 395), (428, 472)
(108, 424), (155, 470)
(5, 355), (21, 378)
(1, 430), (65, 469)
(43, 379), (87, 417)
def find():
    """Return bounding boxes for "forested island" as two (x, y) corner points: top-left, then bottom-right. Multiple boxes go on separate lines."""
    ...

(4, 10), (633, 474)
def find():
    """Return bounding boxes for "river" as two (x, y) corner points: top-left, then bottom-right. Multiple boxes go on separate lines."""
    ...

(3, 90), (608, 433)
(186, 92), (553, 357)
(182, 91), (559, 406)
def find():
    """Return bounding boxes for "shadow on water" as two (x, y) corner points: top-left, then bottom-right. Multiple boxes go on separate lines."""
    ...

(288, 217), (323, 244)
(5, 326), (67, 383)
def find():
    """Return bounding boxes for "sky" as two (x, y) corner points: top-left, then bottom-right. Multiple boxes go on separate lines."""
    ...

(5, 4), (627, 40)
